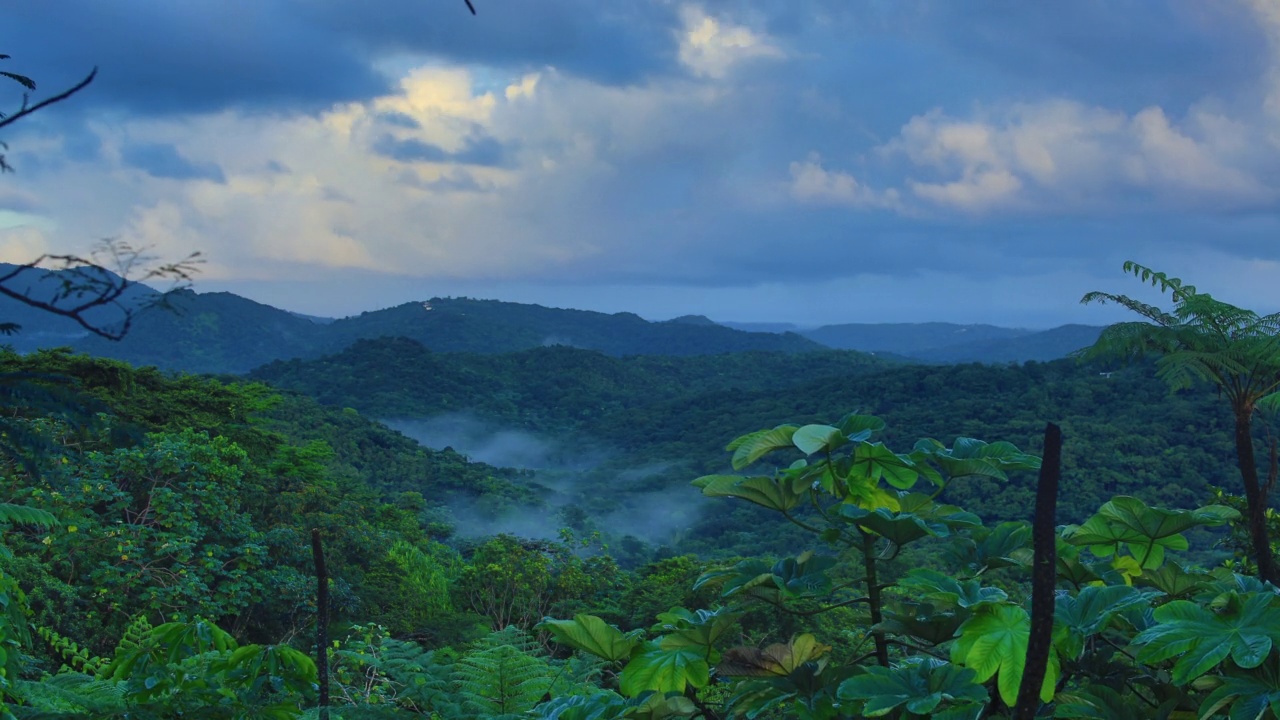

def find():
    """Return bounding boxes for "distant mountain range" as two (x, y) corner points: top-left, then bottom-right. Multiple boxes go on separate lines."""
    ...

(14, 287), (821, 374)
(4, 267), (1105, 373)
(721, 320), (1104, 364)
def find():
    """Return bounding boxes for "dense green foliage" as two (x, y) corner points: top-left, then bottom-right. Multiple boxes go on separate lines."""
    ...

(4, 293), (1280, 717)
(251, 336), (1241, 545)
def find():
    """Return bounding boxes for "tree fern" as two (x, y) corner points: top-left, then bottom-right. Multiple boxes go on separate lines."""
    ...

(1081, 261), (1280, 584)
(9, 672), (125, 719)
(329, 625), (458, 716)
(0, 503), (56, 529)
(454, 627), (555, 719)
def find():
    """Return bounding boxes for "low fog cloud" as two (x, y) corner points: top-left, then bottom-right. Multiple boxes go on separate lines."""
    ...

(385, 413), (603, 470)
(387, 415), (706, 547)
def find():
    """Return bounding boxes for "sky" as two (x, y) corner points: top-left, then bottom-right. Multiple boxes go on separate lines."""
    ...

(5, 0), (1280, 328)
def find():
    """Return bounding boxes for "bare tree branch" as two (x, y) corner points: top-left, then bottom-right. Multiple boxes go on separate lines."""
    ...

(0, 67), (97, 132)
(0, 240), (203, 341)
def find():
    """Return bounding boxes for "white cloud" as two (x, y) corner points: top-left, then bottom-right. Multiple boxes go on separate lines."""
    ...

(788, 153), (898, 208)
(880, 97), (1274, 212)
(677, 5), (784, 79)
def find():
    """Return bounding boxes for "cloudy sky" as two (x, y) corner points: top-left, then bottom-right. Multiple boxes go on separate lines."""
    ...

(5, 0), (1280, 328)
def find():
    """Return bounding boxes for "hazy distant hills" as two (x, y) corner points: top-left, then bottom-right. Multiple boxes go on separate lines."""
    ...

(722, 320), (1104, 364)
(0, 263), (159, 352)
(21, 290), (821, 374)
(322, 299), (823, 357)
(6, 265), (1104, 372)
(72, 290), (325, 373)
(910, 324), (1105, 363)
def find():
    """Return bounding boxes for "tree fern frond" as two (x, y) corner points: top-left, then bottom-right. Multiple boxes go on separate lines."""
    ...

(10, 672), (126, 717)
(1079, 292), (1177, 326)
(0, 502), (57, 528)
(1121, 261), (1197, 300)
(37, 626), (107, 674)
(1074, 322), (1167, 362)
(454, 633), (556, 719)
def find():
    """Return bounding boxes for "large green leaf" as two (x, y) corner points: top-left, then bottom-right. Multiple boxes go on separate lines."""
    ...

(951, 604), (1058, 706)
(850, 442), (919, 489)
(1054, 686), (1164, 720)
(835, 506), (949, 547)
(792, 424), (851, 455)
(915, 436), (1041, 482)
(1198, 656), (1280, 720)
(950, 521), (1032, 574)
(620, 643), (710, 696)
(837, 660), (987, 718)
(1134, 591), (1280, 685)
(1054, 585), (1160, 660)
(1134, 562), (1213, 600)
(1062, 496), (1238, 570)
(717, 634), (830, 678)
(836, 412), (886, 437)
(729, 425), (799, 470)
(537, 614), (643, 663)
(896, 494), (983, 530)
(692, 474), (806, 513)
(875, 601), (966, 647)
(653, 607), (740, 662)
(898, 569), (1007, 609)
(771, 551), (837, 597)
(694, 558), (776, 601)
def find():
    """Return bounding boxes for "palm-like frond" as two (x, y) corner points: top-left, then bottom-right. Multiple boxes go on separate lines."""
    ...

(454, 628), (555, 719)
(1081, 262), (1280, 405)
(1078, 292), (1176, 326)
(0, 502), (57, 528)
(9, 672), (126, 719)
(1121, 261), (1197, 301)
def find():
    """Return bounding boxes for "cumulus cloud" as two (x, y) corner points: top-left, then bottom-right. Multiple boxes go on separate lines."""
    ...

(879, 98), (1274, 212)
(677, 5), (784, 79)
(788, 154), (898, 208)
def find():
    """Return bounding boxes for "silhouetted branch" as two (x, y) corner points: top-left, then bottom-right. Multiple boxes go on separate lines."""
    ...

(0, 240), (203, 340)
(0, 67), (96, 132)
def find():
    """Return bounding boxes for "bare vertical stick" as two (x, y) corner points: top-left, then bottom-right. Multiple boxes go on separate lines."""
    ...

(1013, 422), (1061, 719)
(312, 528), (330, 720)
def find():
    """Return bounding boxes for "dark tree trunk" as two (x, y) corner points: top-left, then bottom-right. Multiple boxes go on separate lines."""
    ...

(1235, 409), (1278, 585)
(862, 532), (890, 667)
(1014, 423), (1062, 720)
(312, 528), (330, 720)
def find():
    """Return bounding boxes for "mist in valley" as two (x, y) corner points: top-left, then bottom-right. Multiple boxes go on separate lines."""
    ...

(385, 414), (707, 549)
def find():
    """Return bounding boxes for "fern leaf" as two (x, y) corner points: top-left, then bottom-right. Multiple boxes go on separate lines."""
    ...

(0, 502), (57, 528)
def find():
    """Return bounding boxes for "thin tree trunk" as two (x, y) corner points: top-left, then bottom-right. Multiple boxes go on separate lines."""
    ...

(312, 528), (330, 720)
(862, 532), (889, 667)
(1014, 423), (1061, 720)
(1235, 410), (1277, 585)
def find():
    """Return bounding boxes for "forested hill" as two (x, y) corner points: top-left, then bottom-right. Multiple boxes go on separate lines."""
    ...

(250, 337), (1241, 543)
(37, 290), (823, 373)
(732, 320), (1107, 364)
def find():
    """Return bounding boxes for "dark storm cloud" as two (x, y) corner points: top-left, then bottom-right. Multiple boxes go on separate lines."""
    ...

(7, 0), (678, 121)
(7, 1), (390, 116)
(294, 0), (681, 85)
(120, 142), (226, 182)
